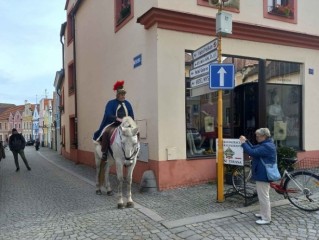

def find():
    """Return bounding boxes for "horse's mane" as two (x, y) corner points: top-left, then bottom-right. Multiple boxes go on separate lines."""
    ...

(121, 117), (138, 137)
(121, 116), (137, 129)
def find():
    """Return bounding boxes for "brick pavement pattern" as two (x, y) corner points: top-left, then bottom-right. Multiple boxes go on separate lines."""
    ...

(0, 147), (318, 239)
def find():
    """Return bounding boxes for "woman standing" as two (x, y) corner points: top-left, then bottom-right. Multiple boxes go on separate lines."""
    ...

(239, 128), (277, 225)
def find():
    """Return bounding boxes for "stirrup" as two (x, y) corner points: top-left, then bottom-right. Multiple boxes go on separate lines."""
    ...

(101, 152), (108, 161)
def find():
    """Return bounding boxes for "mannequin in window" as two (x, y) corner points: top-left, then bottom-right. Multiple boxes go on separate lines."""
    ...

(199, 96), (216, 154)
(268, 93), (286, 145)
(268, 94), (284, 121)
(186, 129), (203, 155)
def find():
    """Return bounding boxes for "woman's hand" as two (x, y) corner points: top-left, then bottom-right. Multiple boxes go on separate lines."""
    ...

(239, 135), (247, 144)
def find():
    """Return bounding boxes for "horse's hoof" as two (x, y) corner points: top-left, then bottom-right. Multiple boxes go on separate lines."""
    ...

(107, 191), (114, 196)
(126, 202), (134, 208)
(117, 203), (125, 209)
(96, 190), (102, 195)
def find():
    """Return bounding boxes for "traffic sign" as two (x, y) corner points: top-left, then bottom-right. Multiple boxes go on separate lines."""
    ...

(192, 39), (218, 60)
(209, 64), (235, 90)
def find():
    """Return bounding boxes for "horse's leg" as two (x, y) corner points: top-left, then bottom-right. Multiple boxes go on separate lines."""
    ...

(104, 161), (113, 196)
(115, 161), (125, 209)
(126, 162), (136, 208)
(94, 150), (102, 195)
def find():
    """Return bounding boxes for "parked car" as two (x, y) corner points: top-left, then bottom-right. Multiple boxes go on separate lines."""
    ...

(26, 140), (35, 146)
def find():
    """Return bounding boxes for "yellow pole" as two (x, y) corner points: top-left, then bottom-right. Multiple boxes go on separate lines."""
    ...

(216, 2), (225, 203)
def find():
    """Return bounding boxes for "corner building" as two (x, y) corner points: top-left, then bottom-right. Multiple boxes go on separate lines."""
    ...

(56, 0), (319, 190)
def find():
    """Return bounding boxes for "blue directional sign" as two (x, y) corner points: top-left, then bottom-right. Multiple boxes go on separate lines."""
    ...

(209, 64), (235, 90)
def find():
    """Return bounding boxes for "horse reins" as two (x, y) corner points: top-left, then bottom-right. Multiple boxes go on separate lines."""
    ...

(118, 127), (140, 160)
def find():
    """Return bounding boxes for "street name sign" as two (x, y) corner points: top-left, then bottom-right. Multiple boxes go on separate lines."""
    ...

(192, 39), (218, 60)
(209, 63), (235, 90)
(190, 74), (210, 88)
(192, 50), (218, 69)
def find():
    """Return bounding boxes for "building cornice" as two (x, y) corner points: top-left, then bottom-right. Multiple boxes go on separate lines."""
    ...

(137, 7), (319, 50)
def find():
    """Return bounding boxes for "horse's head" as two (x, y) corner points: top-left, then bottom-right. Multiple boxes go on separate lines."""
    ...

(119, 117), (140, 166)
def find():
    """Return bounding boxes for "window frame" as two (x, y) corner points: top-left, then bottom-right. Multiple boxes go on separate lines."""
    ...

(114, 0), (134, 32)
(263, 0), (297, 24)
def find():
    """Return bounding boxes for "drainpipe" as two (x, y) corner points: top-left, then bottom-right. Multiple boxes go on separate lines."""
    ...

(71, 9), (78, 149)
(60, 22), (66, 69)
(59, 22), (66, 138)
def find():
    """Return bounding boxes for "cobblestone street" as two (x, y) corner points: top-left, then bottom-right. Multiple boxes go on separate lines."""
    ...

(0, 147), (318, 239)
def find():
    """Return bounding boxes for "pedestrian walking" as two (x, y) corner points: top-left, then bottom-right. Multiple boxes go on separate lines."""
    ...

(239, 128), (276, 225)
(9, 128), (31, 172)
(0, 141), (5, 161)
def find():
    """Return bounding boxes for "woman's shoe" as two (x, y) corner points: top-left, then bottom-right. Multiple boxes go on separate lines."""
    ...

(254, 213), (262, 218)
(256, 219), (271, 225)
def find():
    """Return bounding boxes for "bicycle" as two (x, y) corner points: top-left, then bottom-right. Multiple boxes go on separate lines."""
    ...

(231, 157), (319, 211)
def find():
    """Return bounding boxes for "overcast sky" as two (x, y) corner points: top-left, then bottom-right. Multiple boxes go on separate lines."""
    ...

(0, 0), (66, 105)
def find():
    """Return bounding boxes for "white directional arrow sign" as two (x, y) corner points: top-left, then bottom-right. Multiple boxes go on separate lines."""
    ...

(217, 67), (226, 86)
(209, 64), (235, 90)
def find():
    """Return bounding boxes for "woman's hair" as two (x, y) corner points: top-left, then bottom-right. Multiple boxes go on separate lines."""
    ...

(255, 128), (271, 137)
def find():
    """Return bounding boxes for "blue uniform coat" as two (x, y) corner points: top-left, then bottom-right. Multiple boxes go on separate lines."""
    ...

(241, 138), (276, 182)
(93, 99), (134, 141)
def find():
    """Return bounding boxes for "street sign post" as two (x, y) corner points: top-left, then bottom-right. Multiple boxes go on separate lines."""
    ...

(209, 64), (234, 90)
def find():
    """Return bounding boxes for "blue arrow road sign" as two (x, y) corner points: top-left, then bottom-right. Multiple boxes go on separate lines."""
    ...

(209, 64), (235, 90)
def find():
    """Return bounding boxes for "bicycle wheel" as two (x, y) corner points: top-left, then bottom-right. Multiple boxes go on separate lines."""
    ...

(284, 171), (319, 211)
(232, 165), (256, 198)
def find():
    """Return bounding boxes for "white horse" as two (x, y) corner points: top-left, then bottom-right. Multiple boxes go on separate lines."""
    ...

(94, 116), (140, 209)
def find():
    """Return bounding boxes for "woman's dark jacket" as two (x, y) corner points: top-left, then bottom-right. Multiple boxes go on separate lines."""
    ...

(9, 133), (26, 151)
(241, 138), (276, 182)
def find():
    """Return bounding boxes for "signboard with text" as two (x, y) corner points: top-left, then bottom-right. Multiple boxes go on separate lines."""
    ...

(216, 139), (244, 166)
(189, 39), (218, 88)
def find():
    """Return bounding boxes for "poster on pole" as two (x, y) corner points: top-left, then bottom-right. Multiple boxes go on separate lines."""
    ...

(216, 138), (244, 166)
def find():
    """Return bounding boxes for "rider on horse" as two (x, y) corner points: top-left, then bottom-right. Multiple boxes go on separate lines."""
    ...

(93, 80), (134, 161)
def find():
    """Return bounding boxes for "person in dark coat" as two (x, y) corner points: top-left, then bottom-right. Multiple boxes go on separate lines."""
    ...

(9, 128), (31, 172)
(0, 141), (5, 161)
(240, 128), (276, 225)
(93, 80), (134, 161)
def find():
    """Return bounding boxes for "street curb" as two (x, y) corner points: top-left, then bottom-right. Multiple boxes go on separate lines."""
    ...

(161, 209), (239, 229)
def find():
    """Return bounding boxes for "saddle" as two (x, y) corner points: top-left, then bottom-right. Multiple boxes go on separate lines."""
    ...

(99, 122), (120, 154)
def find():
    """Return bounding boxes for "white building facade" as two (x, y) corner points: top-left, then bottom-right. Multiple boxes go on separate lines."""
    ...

(57, 0), (319, 190)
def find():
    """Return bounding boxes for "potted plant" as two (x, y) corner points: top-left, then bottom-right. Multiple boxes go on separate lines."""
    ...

(277, 146), (297, 174)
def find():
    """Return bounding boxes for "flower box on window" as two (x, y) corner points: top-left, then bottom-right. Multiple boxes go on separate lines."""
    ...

(268, 4), (294, 18)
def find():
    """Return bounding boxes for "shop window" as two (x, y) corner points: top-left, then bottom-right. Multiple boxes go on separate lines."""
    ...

(266, 61), (301, 149)
(115, 0), (134, 32)
(185, 52), (302, 159)
(264, 0), (297, 23)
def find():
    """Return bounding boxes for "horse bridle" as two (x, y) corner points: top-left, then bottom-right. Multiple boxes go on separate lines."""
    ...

(118, 128), (140, 160)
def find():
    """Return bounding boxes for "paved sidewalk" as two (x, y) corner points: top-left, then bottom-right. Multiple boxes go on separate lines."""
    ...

(1, 147), (318, 240)
(37, 147), (284, 222)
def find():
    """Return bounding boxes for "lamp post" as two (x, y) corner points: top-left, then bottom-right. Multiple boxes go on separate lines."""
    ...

(209, 0), (233, 202)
